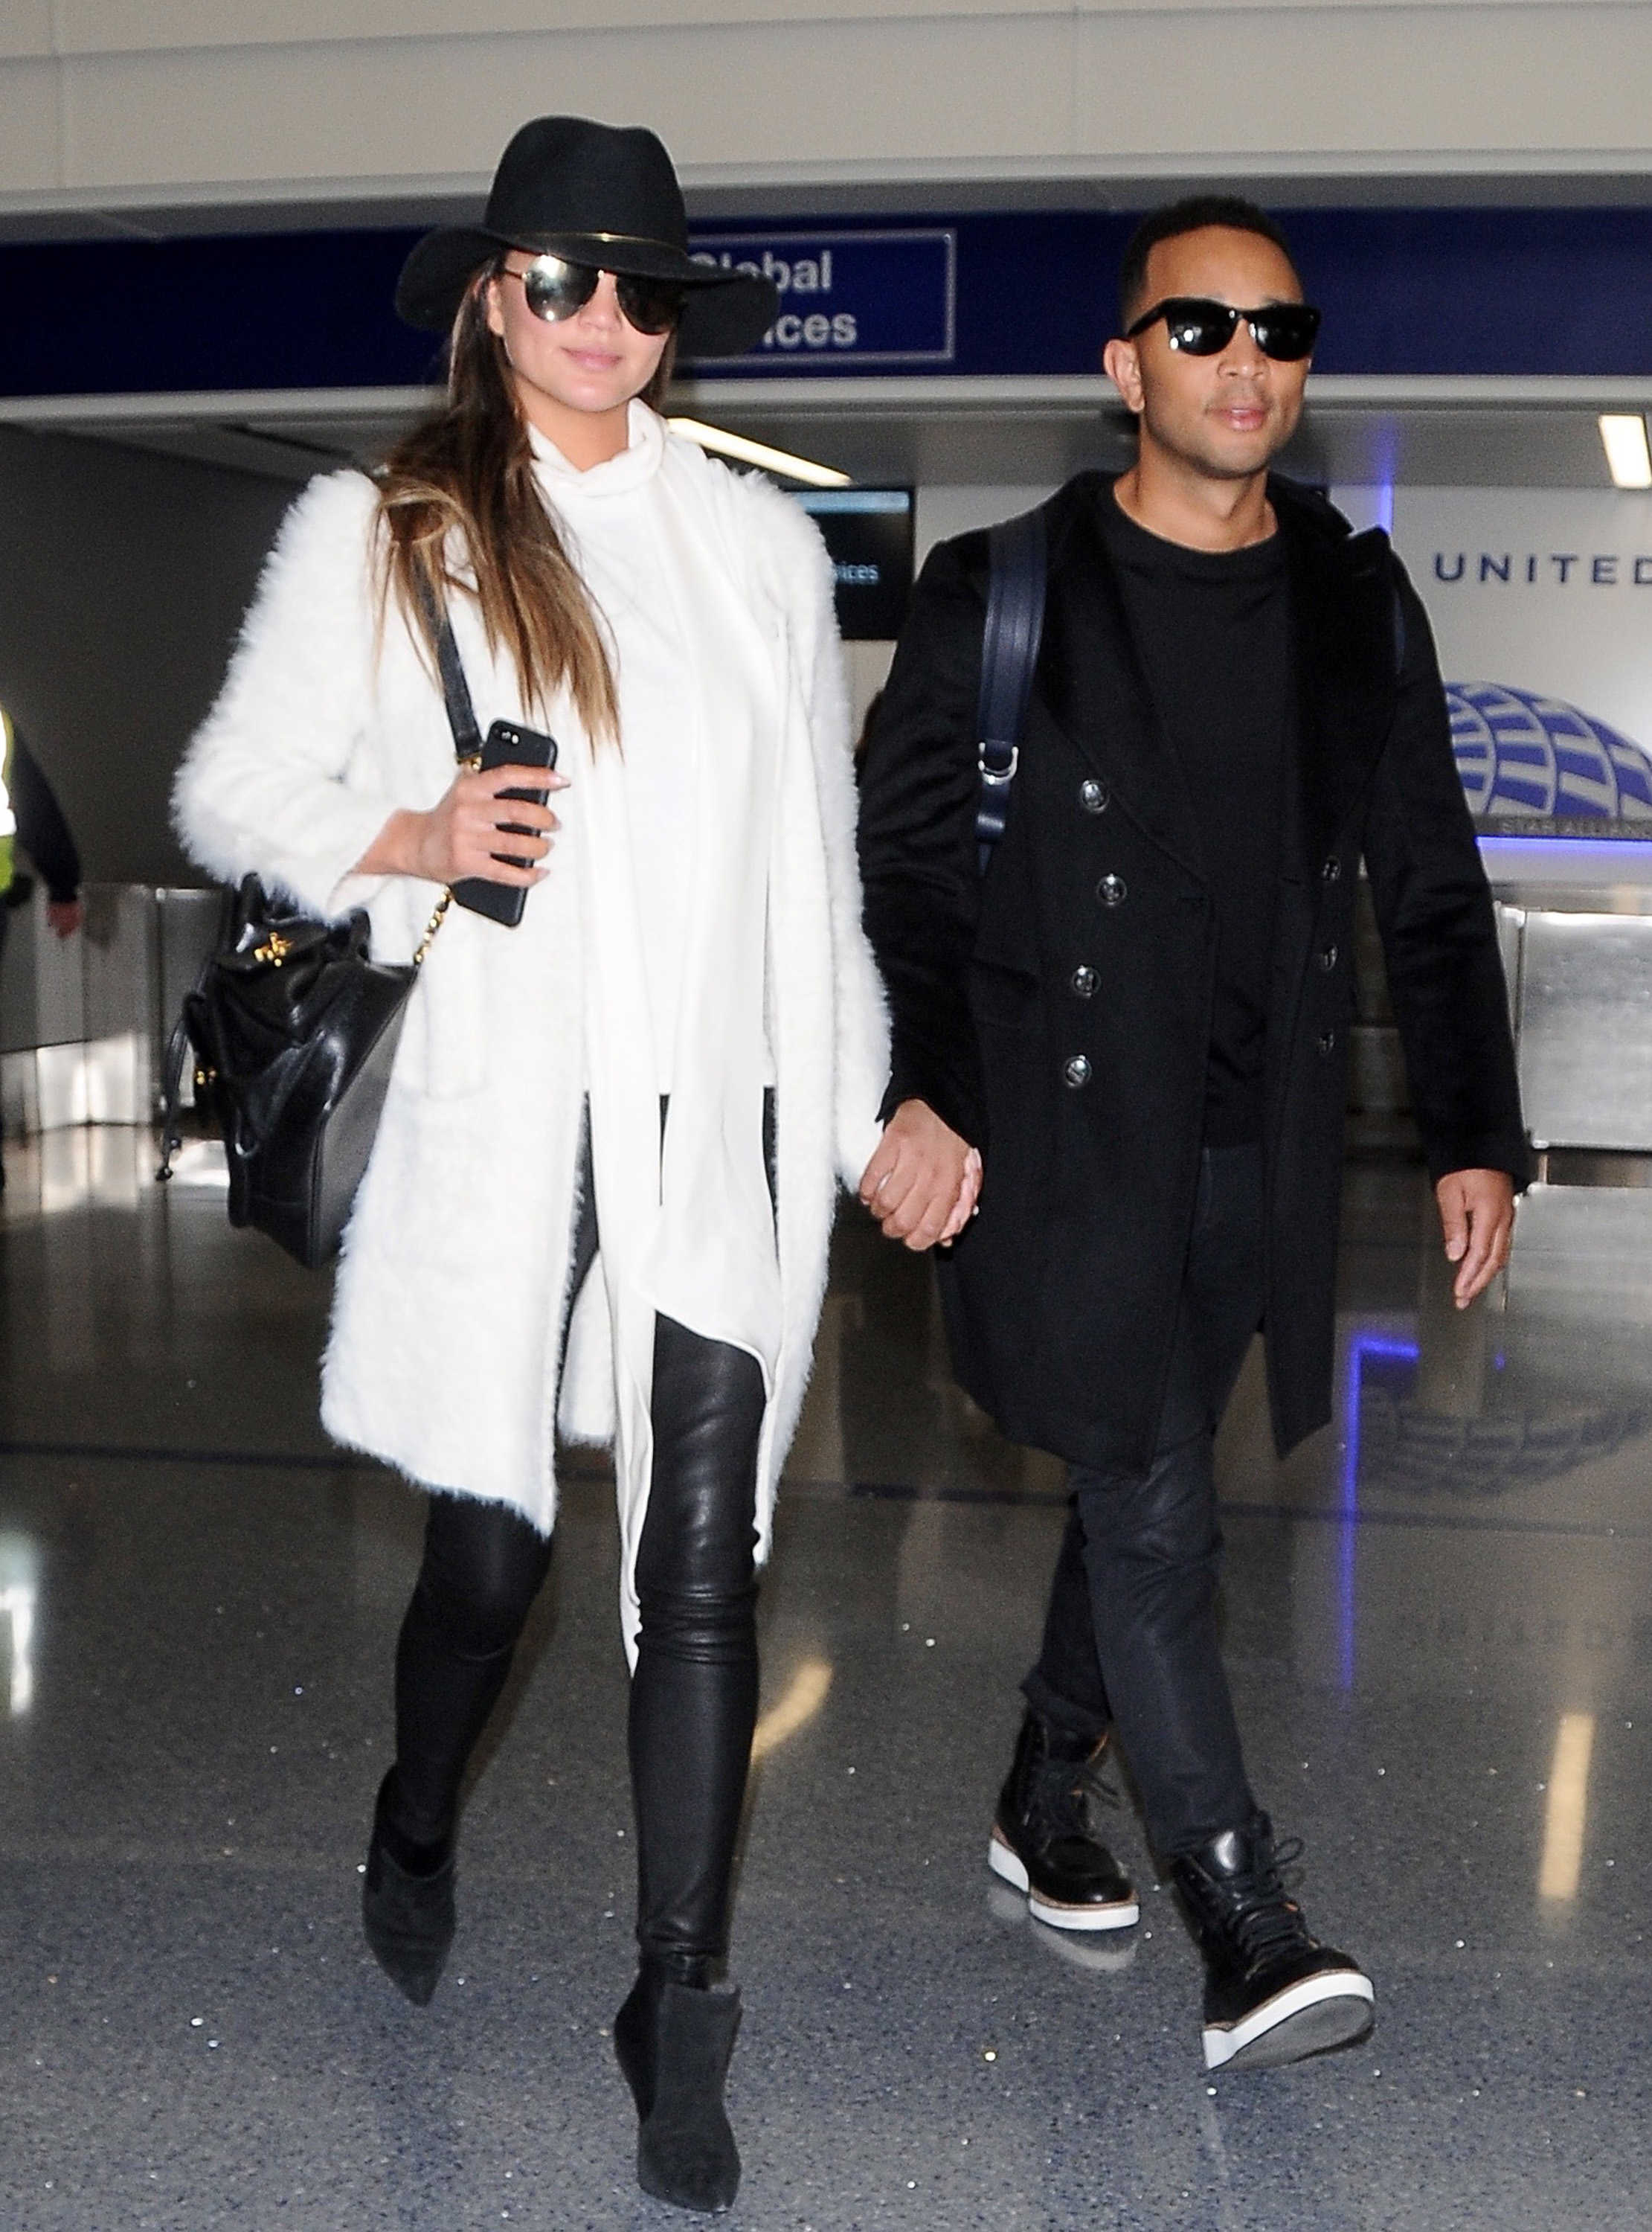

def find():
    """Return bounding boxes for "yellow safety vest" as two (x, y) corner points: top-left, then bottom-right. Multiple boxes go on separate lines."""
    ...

(0, 706), (15, 892)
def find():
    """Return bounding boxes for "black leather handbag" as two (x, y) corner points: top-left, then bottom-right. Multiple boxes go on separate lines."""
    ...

(156, 594), (479, 1268)
(155, 876), (443, 1267)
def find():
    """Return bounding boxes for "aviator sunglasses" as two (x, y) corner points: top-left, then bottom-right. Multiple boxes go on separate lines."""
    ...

(501, 252), (684, 337)
(1125, 296), (1322, 361)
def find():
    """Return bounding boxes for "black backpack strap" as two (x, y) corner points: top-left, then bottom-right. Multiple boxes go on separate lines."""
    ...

(414, 572), (484, 763)
(975, 507), (1047, 873)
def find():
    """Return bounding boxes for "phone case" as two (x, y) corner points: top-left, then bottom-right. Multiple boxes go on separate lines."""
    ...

(451, 719), (559, 928)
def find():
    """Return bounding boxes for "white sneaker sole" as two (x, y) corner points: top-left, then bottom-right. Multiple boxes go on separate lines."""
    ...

(1203, 1969), (1375, 2071)
(987, 1830), (1141, 1932)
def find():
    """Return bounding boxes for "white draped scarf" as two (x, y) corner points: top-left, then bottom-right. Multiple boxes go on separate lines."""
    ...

(541, 408), (784, 1652)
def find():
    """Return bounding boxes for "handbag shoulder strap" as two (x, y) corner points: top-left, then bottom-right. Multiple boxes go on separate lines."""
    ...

(974, 505), (1047, 874)
(414, 573), (484, 763)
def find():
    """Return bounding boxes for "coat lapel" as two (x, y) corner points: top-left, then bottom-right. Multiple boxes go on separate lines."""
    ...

(1276, 487), (1398, 882)
(1033, 475), (1398, 889)
(1036, 478), (1205, 882)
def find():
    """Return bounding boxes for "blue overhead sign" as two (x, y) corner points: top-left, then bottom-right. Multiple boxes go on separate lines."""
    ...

(3, 208), (1652, 399)
(683, 229), (955, 368)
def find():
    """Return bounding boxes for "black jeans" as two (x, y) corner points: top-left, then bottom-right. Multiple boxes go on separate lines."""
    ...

(1022, 1143), (1266, 1858)
(389, 1112), (767, 1970)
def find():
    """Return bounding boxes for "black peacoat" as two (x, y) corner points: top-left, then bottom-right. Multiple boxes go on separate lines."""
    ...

(857, 471), (1530, 1471)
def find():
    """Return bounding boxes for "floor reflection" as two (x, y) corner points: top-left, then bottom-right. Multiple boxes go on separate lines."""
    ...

(0, 1123), (152, 1219)
(0, 1530), (38, 1716)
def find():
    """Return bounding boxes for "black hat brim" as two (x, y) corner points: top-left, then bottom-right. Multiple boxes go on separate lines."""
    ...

(395, 225), (777, 358)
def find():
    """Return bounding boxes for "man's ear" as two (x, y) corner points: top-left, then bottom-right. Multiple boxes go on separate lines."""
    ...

(1102, 336), (1144, 417)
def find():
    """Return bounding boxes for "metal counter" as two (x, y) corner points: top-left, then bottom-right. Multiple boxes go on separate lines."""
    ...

(0, 884), (221, 1135)
(1482, 836), (1652, 1155)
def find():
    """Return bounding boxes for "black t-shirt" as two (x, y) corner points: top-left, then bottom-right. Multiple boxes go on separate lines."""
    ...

(1099, 484), (1293, 1147)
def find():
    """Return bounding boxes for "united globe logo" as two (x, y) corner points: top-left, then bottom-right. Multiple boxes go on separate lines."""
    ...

(1448, 683), (1652, 819)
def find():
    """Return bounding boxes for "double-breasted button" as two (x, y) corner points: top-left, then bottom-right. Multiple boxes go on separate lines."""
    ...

(1097, 873), (1128, 908)
(1070, 964), (1098, 999)
(1319, 943), (1339, 972)
(1063, 1055), (1093, 1089)
(1317, 1029), (1337, 1055)
(1079, 778), (1111, 815)
(1322, 856), (1342, 884)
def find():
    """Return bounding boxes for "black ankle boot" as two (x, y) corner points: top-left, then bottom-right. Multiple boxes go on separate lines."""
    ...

(614, 1959), (742, 2213)
(361, 1769), (455, 2008)
(989, 1710), (1139, 1932)
(1167, 1812), (1374, 2071)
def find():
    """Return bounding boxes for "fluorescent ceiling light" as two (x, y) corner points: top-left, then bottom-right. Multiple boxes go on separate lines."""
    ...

(667, 415), (852, 488)
(1599, 414), (1652, 489)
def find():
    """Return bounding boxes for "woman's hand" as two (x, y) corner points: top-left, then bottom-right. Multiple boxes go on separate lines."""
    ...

(938, 1144), (983, 1244)
(355, 764), (570, 885)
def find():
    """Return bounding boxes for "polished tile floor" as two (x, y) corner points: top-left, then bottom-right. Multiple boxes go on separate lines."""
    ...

(1, 1130), (1648, 2231)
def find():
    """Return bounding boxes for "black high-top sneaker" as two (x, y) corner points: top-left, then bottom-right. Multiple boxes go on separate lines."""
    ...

(1168, 1813), (1374, 2071)
(988, 1710), (1139, 1932)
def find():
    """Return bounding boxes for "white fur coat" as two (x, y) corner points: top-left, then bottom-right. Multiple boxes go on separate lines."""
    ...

(174, 432), (889, 1606)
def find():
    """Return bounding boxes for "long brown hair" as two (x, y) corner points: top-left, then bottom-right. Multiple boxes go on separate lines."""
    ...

(374, 263), (676, 747)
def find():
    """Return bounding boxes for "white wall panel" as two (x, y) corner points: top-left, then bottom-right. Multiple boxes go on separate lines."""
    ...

(0, 58), (60, 189)
(54, 1), (1054, 52)
(52, 19), (1078, 192)
(1075, 6), (1652, 161)
(0, 6), (53, 63)
(3, 5), (1650, 207)
(916, 482), (1056, 562)
(51, 0), (1630, 53)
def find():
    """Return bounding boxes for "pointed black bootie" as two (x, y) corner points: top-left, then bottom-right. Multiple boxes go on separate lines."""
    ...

(361, 1769), (456, 2008)
(614, 1960), (742, 2213)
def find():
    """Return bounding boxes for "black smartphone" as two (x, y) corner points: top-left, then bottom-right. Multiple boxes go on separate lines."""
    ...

(451, 718), (559, 929)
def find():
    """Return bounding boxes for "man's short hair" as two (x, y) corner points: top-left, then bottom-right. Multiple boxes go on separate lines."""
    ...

(1118, 196), (1299, 330)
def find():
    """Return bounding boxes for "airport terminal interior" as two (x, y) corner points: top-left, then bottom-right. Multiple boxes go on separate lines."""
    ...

(4, 4), (1652, 2228)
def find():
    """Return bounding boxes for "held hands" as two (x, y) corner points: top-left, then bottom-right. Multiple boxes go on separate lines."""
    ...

(356, 763), (569, 888)
(858, 1099), (982, 1251)
(1435, 1167), (1516, 1309)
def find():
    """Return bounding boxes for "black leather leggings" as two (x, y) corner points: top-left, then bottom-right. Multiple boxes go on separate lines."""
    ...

(389, 1115), (768, 1970)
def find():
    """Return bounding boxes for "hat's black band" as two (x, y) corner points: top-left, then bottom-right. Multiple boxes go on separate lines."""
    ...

(506, 228), (684, 260)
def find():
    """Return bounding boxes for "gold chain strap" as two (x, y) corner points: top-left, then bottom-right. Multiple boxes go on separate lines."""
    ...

(411, 751), (479, 968)
(413, 888), (453, 968)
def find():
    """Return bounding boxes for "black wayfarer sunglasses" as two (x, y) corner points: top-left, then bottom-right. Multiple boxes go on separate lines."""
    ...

(1125, 296), (1322, 361)
(501, 253), (684, 337)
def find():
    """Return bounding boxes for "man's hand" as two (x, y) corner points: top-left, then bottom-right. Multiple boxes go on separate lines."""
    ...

(858, 1100), (980, 1251)
(1435, 1167), (1516, 1309)
(45, 897), (82, 940)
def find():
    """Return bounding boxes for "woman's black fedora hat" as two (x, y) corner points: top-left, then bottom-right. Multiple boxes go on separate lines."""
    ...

(396, 115), (777, 358)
